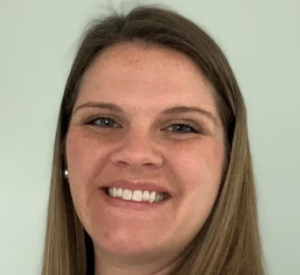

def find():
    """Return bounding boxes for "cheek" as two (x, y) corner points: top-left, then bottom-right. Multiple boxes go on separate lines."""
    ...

(157, 137), (225, 246)
(66, 128), (110, 180)
(67, 128), (94, 164)
(171, 138), (225, 190)
(65, 128), (112, 225)
(65, 128), (109, 214)
(170, 137), (224, 221)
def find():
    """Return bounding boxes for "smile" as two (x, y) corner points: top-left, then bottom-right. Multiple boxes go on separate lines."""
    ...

(105, 187), (167, 203)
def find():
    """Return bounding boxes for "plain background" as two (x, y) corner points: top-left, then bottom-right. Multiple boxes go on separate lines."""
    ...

(1, 0), (299, 274)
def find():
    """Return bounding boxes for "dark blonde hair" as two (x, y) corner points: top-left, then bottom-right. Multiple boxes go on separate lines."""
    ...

(42, 5), (265, 275)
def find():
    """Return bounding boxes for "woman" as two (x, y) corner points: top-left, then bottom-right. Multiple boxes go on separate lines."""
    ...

(42, 5), (265, 275)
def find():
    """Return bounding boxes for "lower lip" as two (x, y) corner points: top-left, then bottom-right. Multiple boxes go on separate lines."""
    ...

(99, 188), (170, 211)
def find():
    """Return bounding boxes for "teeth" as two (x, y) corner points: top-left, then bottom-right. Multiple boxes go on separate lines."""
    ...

(122, 189), (132, 200)
(107, 188), (165, 203)
(149, 191), (156, 203)
(142, 190), (150, 201)
(154, 193), (163, 202)
(117, 188), (122, 197)
(113, 187), (117, 197)
(132, 190), (143, 202)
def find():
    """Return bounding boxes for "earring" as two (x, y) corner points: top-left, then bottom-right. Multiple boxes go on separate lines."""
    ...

(64, 170), (69, 178)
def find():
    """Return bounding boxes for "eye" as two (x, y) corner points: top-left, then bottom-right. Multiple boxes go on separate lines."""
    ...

(167, 123), (199, 134)
(86, 116), (119, 128)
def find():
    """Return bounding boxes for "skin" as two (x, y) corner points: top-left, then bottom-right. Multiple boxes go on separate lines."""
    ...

(66, 42), (225, 275)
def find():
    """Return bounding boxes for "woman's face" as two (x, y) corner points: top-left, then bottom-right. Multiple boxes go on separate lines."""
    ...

(66, 42), (225, 262)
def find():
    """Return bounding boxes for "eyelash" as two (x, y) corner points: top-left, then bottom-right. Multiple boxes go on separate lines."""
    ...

(85, 116), (201, 134)
(85, 116), (119, 128)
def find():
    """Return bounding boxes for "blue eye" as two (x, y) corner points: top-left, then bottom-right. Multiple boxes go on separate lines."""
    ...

(87, 117), (118, 128)
(167, 124), (199, 133)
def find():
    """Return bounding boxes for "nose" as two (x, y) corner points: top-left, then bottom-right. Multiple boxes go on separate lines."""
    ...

(110, 130), (164, 170)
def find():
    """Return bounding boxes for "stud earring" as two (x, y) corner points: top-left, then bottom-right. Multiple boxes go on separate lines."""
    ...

(64, 170), (69, 178)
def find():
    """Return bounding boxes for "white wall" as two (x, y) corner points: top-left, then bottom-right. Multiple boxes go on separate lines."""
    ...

(1, 0), (299, 274)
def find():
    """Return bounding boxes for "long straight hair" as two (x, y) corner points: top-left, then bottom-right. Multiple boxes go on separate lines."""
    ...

(42, 5), (265, 275)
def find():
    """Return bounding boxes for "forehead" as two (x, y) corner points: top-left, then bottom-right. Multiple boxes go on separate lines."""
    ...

(77, 42), (217, 114)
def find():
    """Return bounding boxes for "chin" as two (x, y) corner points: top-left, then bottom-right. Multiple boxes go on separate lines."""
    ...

(92, 228), (171, 260)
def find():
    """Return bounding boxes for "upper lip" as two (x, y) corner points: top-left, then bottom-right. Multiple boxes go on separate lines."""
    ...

(101, 179), (172, 196)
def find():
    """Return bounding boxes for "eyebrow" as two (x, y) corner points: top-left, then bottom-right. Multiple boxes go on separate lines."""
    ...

(74, 102), (123, 114)
(73, 102), (218, 126)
